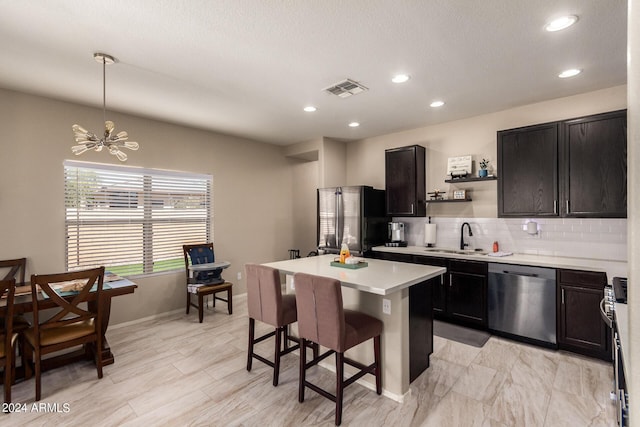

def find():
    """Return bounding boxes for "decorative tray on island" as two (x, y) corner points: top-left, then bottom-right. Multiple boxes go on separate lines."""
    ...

(330, 261), (368, 269)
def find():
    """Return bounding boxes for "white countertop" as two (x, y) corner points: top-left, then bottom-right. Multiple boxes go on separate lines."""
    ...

(372, 246), (627, 281)
(263, 254), (446, 295)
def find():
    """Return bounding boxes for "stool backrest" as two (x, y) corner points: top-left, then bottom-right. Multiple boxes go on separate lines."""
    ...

(293, 273), (345, 352)
(245, 264), (283, 326)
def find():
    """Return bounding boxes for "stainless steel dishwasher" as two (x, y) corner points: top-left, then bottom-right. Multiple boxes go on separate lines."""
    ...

(488, 263), (557, 346)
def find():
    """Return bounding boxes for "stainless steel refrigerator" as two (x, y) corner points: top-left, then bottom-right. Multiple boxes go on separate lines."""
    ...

(317, 186), (389, 255)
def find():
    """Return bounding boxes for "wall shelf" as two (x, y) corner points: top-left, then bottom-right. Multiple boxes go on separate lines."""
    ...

(445, 176), (497, 183)
(426, 198), (472, 203)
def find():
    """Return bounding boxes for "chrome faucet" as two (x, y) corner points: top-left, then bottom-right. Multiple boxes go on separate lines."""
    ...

(460, 222), (473, 250)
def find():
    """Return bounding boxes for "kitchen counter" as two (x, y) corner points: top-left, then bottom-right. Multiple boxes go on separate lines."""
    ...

(372, 245), (627, 281)
(263, 254), (446, 401)
(264, 254), (445, 295)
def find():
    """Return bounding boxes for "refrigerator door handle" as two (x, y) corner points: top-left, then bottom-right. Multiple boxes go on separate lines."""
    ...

(336, 187), (343, 246)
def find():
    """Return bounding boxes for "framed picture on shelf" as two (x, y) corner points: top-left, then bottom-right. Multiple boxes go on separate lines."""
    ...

(453, 190), (467, 200)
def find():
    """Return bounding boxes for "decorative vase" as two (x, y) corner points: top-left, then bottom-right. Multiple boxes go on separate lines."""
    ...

(479, 169), (488, 177)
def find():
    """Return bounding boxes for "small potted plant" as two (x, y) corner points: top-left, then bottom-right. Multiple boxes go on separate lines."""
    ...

(479, 158), (490, 177)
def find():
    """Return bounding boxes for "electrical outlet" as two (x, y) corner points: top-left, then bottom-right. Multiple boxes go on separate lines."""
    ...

(237, 272), (242, 280)
(382, 298), (391, 315)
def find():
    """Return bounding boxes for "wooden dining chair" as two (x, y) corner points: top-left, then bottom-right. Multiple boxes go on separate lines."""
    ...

(24, 267), (105, 401)
(183, 244), (233, 323)
(0, 258), (31, 378)
(0, 278), (17, 404)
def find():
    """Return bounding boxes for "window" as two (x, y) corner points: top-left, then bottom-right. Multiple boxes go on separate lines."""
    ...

(64, 160), (212, 276)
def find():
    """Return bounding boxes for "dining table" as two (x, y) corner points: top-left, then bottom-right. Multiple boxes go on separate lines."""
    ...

(1, 275), (137, 373)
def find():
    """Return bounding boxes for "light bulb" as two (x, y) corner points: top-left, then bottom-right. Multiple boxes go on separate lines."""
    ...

(71, 145), (90, 155)
(123, 141), (139, 150)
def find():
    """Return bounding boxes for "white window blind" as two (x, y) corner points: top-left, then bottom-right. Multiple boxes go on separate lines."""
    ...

(64, 160), (212, 276)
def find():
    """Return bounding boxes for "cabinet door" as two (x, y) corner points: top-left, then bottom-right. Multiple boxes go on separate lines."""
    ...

(558, 284), (609, 360)
(385, 145), (426, 216)
(562, 110), (627, 218)
(498, 123), (559, 217)
(448, 260), (487, 327)
(413, 256), (447, 315)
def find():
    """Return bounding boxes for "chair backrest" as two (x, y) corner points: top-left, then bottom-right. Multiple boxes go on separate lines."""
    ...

(1, 278), (16, 352)
(183, 243), (222, 283)
(30, 267), (105, 333)
(245, 264), (285, 326)
(293, 273), (345, 352)
(0, 258), (26, 284)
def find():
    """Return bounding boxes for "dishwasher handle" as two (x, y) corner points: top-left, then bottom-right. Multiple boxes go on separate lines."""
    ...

(501, 270), (538, 278)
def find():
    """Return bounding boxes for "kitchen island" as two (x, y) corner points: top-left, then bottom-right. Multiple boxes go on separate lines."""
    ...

(263, 254), (446, 401)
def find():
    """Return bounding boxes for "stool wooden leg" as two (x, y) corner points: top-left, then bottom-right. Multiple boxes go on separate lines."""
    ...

(374, 335), (382, 394)
(227, 288), (233, 314)
(186, 291), (190, 314)
(336, 352), (344, 426)
(198, 294), (204, 323)
(247, 318), (255, 372)
(299, 339), (306, 403)
(273, 326), (283, 386)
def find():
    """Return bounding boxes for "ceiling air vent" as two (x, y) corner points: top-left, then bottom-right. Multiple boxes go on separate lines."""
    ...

(324, 79), (368, 98)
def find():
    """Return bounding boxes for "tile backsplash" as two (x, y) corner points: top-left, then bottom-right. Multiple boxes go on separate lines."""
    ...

(397, 217), (627, 262)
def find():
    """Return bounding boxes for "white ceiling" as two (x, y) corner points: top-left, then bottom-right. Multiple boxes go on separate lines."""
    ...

(0, 1), (627, 146)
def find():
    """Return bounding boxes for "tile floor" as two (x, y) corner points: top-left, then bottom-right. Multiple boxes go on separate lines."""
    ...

(3, 295), (616, 426)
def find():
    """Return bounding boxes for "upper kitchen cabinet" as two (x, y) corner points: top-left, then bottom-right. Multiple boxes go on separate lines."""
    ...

(385, 145), (426, 216)
(562, 110), (627, 217)
(498, 110), (627, 218)
(498, 123), (559, 217)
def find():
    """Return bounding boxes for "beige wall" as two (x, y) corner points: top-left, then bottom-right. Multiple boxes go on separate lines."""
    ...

(346, 85), (627, 218)
(0, 88), (294, 324)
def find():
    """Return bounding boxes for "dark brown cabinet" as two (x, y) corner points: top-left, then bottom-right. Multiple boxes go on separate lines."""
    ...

(498, 110), (627, 218)
(414, 256), (487, 329)
(385, 145), (426, 216)
(557, 269), (610, 361)
(498, 123), (558, 216)
(562, 111), (627, 217)
(447, 260), (488, 328)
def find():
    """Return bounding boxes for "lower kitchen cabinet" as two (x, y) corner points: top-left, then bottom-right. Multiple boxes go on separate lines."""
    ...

(557, 269), (610, 361)
(414, 256), (487, 329)
(447, 260), (488, 328)
(409, 278), (433, 382)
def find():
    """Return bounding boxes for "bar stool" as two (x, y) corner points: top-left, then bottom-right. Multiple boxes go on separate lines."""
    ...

(293, 272), (383, 426)
(245, 263), (300, 386)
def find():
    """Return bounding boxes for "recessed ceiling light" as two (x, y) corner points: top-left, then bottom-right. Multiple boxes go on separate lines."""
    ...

(545, 15), (578, 32)
(303, 106), (317, 112)
(392, 74), (410, 83)
(430, 101), (445, 108)
(558, 68), (581, 78)
(348, 122), (360, 127)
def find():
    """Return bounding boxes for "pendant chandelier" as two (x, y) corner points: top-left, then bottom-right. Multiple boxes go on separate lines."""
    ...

(71, 53), (138, 162)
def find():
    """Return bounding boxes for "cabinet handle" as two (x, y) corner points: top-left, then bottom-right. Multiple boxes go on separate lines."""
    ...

(449, 273), (452, 287)
(410, 203), (414, 214)
(566, 200), (570, 214)
(554, 200), (558, 214)
(561, 288), (565, 304)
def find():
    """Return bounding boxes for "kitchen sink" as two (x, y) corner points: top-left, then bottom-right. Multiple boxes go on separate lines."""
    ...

(424, 248), (487, 255)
